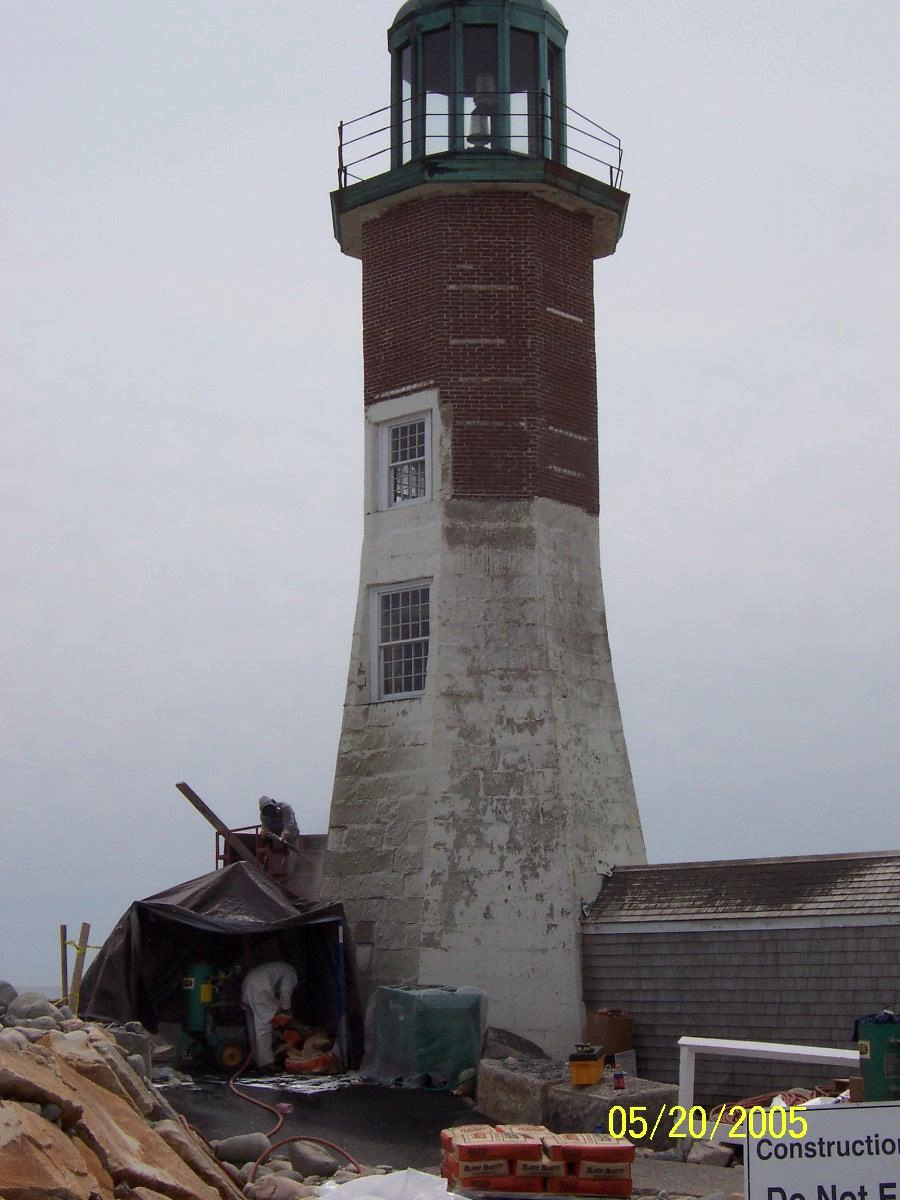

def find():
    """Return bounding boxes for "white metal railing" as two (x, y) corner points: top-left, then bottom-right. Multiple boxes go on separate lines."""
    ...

(677, 1035), (860, 1109)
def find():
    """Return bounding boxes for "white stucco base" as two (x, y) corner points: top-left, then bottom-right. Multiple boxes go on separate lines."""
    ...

(323, 396), (646, 1058)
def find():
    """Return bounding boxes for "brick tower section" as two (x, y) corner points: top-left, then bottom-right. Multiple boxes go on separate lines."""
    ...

(362, 192), (599, 512)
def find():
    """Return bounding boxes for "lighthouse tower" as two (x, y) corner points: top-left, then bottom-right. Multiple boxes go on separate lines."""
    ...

(323, 0), (646, 1055)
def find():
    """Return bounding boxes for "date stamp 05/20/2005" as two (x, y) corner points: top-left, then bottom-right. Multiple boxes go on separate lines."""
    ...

(606, 1104), (810, 1143)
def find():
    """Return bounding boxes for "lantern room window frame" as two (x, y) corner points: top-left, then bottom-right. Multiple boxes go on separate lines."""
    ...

(389, 4), (568, 167)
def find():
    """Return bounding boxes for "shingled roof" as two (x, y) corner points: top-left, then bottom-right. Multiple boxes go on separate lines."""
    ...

(585, 850), (900, 923)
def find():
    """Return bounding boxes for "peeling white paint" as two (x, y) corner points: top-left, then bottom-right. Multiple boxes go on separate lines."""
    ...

(323, 392), (646, 1058)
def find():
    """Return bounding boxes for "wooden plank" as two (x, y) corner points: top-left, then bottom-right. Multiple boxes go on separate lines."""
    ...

(59, 924), (69, 1006)
(175, 781), (258, 868)
(69, 921), (91, 1016)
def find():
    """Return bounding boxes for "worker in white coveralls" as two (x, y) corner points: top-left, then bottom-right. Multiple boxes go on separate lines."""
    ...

(241, 960), (298, 1070)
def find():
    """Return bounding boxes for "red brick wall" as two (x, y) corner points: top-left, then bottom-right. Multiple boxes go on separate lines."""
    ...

(361, 191), (599, 514)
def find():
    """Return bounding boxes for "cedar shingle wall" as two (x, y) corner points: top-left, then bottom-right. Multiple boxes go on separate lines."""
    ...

(582, 924), (900, 1104)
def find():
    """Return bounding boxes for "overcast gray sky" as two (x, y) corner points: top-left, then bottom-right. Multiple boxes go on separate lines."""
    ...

(3, 1), (898, 988)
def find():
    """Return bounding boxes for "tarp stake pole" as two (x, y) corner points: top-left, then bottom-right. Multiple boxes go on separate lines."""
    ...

(59, 923), (69, 1006)
(69, 921), (91, 1016)
(176, 781), (259, 868)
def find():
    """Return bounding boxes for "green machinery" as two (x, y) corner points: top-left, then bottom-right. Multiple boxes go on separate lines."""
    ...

(859, 1018), (900, 1101)
(176, 962), (248, 1071)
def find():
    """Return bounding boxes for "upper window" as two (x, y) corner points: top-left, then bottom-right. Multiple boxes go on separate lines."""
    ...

(375, 584), (430, 700)
(385, 415), (430, 507)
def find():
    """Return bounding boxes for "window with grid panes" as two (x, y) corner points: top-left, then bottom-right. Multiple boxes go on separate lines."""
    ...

(388, 417), (428, 505)
(377, 585), (430, 698)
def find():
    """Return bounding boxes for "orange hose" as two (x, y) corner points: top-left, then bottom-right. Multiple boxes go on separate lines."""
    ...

(228, 1049), (287, 1139)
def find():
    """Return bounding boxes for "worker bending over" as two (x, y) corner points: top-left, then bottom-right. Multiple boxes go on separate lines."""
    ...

(241, 959), (298, 1070)
(258, 796), (300, 847)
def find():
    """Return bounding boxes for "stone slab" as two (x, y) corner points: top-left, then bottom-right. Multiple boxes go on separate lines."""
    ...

(0, 1041), (83, 1125)
(46, 1055), (221, 1200)
(476, 1058), (563, 1125)
(545, 1078), (679, 1148)
(36, 1030), (137, 1111)
(0, 1098), (98, 1200)
(153, 1118), (246, 1200)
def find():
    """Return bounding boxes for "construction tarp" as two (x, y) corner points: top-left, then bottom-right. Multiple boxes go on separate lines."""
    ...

(79, 861), (364, 1066)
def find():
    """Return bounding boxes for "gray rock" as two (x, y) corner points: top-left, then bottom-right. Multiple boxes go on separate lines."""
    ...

(28, 1015), (60, 1030)
(42, 1102), (62, 1124)
(699, 1192), (730, 1200)
(57, 1005), (75, 1020)
(6, 992), (60, 1024)
(0, 981), (17, 1009)
(0, 1027), (29, 1051)
(245, 1180), (318, 1200)
(126, 1053), (147, 1076)
(21, 1027), (52, 1042)
(211, 1131), (272, 1165)
(687, 1141), (735, 1167)
(19, 1102), (43, 1116)
(287, 1141), (340, 1178)
(483, 1026), (552, 1061)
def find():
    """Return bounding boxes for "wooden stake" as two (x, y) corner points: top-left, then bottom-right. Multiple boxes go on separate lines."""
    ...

(69, 921), (91, 1016)
(59, 924), (69, 1006)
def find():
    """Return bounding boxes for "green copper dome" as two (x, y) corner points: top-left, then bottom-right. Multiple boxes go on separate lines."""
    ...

(391, 0), (566, 34)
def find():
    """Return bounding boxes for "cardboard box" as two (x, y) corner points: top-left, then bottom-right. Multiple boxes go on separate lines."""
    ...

(584, 1010), (633, 1056)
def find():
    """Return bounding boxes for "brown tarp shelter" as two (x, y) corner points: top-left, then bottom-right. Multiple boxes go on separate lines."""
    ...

(79, 861), (363, 1066)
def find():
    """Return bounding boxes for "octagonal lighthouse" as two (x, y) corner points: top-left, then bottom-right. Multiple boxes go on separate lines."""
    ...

(323, 0), (646, 1055)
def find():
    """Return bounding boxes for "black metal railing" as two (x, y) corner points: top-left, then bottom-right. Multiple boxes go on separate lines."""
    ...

(337, 92), (623, 190)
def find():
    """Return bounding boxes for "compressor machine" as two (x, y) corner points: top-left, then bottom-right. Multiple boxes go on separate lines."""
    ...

(176, 962), (249, 1070)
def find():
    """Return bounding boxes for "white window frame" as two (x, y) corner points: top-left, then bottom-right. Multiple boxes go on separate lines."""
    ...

(370, 580), (431, 702)
(380, 412), (431, 509)
(365, 389), (438, 515)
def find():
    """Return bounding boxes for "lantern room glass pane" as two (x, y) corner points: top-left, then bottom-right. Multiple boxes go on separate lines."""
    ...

(547, 42), (563, 161)
(510, 29), (539, 155)
(400, 42), (412, 163)
(463, 25), (499, 151)
(423, 28), (452, 156)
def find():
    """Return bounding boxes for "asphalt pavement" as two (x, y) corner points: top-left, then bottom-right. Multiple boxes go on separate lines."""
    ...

(165, 1077), (744, 1195)
(166, 1076), (482, 1171)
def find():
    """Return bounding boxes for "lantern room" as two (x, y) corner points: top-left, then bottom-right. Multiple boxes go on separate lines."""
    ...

(333, 0), (628, 261)
(389, 0), (568, 164)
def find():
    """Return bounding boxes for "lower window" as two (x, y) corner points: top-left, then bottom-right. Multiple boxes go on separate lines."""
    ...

(375, 584), (430, 699)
